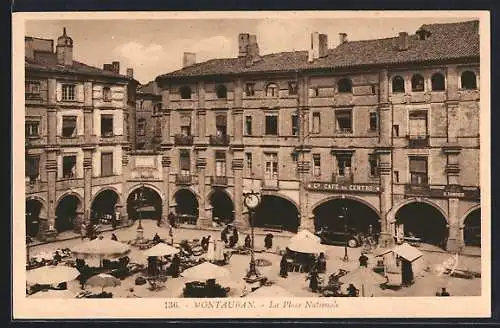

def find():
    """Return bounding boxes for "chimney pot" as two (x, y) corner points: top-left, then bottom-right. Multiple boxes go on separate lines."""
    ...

(126, 68), (134, 78)
(338, 33), (347, 46)
(112, 61), (120, 74)
(398, 32), (409, 51)
(183, 52), (196, 68)
(318, 33), (328, 58)
(238, 33), (250, 58)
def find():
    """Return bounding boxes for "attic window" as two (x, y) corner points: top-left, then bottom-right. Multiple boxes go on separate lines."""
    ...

(411, 74), (425, 92)
(461, 71), (477, 90)
(266, 83), (279, 97)
(337, 78), (352, 93)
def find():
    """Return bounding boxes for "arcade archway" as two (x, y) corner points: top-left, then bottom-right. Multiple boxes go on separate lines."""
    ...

(55, 194), (82, 233)
(174, 189), (199, 225)
(463, 208), (481, 247)
(91, 189), (120, 225)
(127, 186), (162, 221)
(209, 189), (234, 224)
(313, 198), (381, 235)
(26, 198), (45, 238)
(395, 202), (448, 248)
(253, 195), (299, 233)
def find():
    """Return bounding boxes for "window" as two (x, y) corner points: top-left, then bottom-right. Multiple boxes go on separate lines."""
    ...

(245, 116), (252, 135)
(215, 151), (226, 177)
(337, 78), (352, 93)
(336, 155), (352, 176)
(25, 121), (40, 137)
(153, 103), (161, 114)
(393, 124), (399, 137)
(136, 142), (145, 150)
(312, 112), (321, 134)
(411, 74), (425, 92)
(215, 115), (227, 136)
(180, 86), (192, 99)
(179, 150), (190, 175)
(369, 154), (379, 177)
(101, 114), (113, 137)
(137, 118), (146, 136)
(25, 81), (40, 97)
(245, 152), (253, 173)
(266, 83), (279, 97)
(265, 115), (278, 135)
(431, 73), (445, 91)
(245, 83), (255, 97)
(138, 100), (144, 111)
(369, 112), (378, 131)
(291, 152), (298, 162)
(394, 171), (399, 183)
(180, 115), (191, 136)
(461, 71), (477, 90)
(409, 157), (428, 185)
(288, 81), (298, 95)
(103, 87), (112, 102)
(264, 153), (278, 180)
(62, 116), (77, 138)
(25, 156), (40, 182)
(101, 152), (113, 177)
(371, 85), (377, 94)
(335, 110), (352, 133)
(62, 84), (75, 101)
(216, 84), (227, 99)
(154, 119), (162, 137)
(409, 111), (428, 137)
(392, 76), (405, 93)
(313, 154), (321, 177)
(62, 155), (77, 179)
(291, 114), (299, 136)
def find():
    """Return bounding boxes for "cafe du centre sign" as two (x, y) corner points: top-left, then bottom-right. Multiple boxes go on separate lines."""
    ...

(306, 182), (381, 193)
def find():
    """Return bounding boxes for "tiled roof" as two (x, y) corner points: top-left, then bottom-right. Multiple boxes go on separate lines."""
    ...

(157, 20), (479, 80)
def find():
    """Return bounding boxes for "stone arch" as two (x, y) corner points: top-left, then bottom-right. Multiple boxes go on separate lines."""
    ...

(172, 188), (200, 224)
(55, 191), (84, 210)
(90, 188), (122, 226)
(460, 204), (481, 228)
(26, 195), (48, 217)
(208, 188), (234, 224)
(127, 183), (164, 203)
(26, 197), (47, 238)
(311, 195), (381, 219)
(92, 186), (123, 206)
(170, 186), (201, 206)
(55, 192), (83, 233)
(260, 190), (299, 211)
(386, 197), (448, 224)
(126, 185), (163, 222)
(254, 193), (300, 233)
(461, 205), (481, 247)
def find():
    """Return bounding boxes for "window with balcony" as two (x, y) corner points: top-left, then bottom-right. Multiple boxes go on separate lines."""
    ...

(101, 114), (114, 137)
(245, 83), (255, 97)
(62, 155), (77, 179)
(369, 112), (378, 131)
(312, 112), (321, 134)
(215, 114), (227, 136)
(264, 153), (278, 181)
(62, 116), (77, 138)
(431, 73), (445, 91)
(179, 150), (190, 175)
(180, 115), (191, 136)
(409, 157), (428, 185)
(137, 118), (146, 136)
(266, 83), (279, 97)
(369, 154), (379, 177)
(411, 74), (425, 92)
(180, 86), (192, 99)
(245, 116), (252, 135)
(62, 84), (76, 101)
(392, 76), (405, 93)
(335, 110), (352, 133)
(337, 78), (352, 93)
(313, 154), (321, 177)
(25, 121), (40, 138)
(103, 87), (112, 102)
(336, 155), (352, 176)
(461, 71), (477, 90)
(215, 151), (226, 177)
(216, 85), (227, 99)
(25, 81), (40, 98)
(291, 114), (299, 136)
(265, 115), (278, 135)
(245, 152), (253, 174)
(288, 81), (298, 95)
(408, 111), (428, 146)
(25, 156), (40, 182)
(101, 152), (113, 177)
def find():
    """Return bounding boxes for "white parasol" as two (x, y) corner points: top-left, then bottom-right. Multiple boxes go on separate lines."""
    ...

(339, 267), (387, 297)
(287, 239), (326, 254)
(181, 262), (230, 281)
(26, 265), (80, 285)
(85, 273), (121, 293)
(289, 230), (321, 244)
(245, 285), (296, 298)
(71, 238), (130, 259)
(28, 289), (75, 299)
(144, 243), (180, 257)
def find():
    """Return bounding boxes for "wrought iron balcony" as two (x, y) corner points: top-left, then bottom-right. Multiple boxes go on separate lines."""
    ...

(407, 135), (429, 148)
(332, 172), (354, 185)
(174, 134), (193, 146)
(209, 134), (230, 146)
(175, 174), (194, 185)
(211, 176), (228, 186)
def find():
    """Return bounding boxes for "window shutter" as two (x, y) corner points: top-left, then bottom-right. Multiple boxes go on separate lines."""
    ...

(56, 83), (62, 102)
(409, 158), (427, 173)
(76, 84), (84, 102)
(101, 153), (113, 176)
(180, 152), (190, 170)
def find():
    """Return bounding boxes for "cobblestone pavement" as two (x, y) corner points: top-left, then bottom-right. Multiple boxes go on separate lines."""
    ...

(27, 220), (482, 298)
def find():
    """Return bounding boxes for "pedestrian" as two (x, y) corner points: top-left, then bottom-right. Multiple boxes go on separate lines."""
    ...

(53, 251), (62, 264)
(229, 227), (238, 248)
(359, 252), (369, 268)
(279, 254), (289, 278)
(347, 283), (359, 297)
(244, 234), (252, 248)
(167, 211), (177, 228)
(80, 222), (87, 240)
(264, 233), (273, 250)
(316, 252), (327, 273)
(221, 225), (229, 245)
(169, 254), (181, 278)
(111, 213), (117, 230)
(440, 287), (450, 296)
(111, 233), (118, 241)
(306, 268), (320, 292)
(153, 233), (162, 244)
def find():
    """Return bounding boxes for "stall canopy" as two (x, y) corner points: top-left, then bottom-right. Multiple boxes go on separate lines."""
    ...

(246, 285), (296, 298)
(377, 243), (423, 262)
(287, 230), (326, 254)
(289, 230), (321, 244)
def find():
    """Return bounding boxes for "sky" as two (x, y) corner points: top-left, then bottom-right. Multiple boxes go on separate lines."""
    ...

(26, 16), (476, 85)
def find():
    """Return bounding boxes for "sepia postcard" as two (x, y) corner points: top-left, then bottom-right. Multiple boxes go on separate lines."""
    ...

(12, 10), (491, 319)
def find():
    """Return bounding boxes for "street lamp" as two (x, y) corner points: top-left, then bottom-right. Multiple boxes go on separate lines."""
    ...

(135, 186), (146, 241)
(243, 191), (264, 283)
(339, 206), (349, 262)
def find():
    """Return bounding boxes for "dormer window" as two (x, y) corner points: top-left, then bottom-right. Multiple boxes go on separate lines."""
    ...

(416, 28), (431, 41)
(337, 78), (352, 93)
(180, 86), (192, 99)
(216, 84), (227, 99)
(266, 83), (279, 97)
(411, 74), (425, 92)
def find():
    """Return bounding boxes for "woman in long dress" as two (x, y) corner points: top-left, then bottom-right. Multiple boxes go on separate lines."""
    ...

(214, 239), (225, 262)
(206, 239), (216, 262)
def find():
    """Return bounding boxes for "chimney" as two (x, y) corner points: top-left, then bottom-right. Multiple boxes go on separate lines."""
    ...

(103, 64), (113, 72)
(183, 52), (196, 67)
(112, 61), (120, 74)
(126, 68), (134, 78)
(245, 34), (261, 67)
(56, 27), (73, 66)
(238, 33), (250, 58)
(318, 33), (328, 58)
(398, 32), (409, 51)
(311, 32), (320, 60)
(338, 33), (347, 46)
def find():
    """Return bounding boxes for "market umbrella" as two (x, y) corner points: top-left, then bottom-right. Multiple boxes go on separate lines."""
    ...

(85, 273), (121, 293)
(287, 238), (326, 254)
(181, 262), (230, 281)
(71, 238), (130, 260)
(144, 243), (180, 257)
(26, 265), (80, 285)
(339, 267), (387, 297)
(28, 289), (75, 299)
(289, 230), (321, 245)
(245, 285), (296, 298)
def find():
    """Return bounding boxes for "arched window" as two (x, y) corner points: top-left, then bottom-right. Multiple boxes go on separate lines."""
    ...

(411, 74), (425, 92)
(179, 86), (192, 99)
(392, 76), (405, 93)
(461, 71), (477, 90)
(216, 84), (227, 99)
(266, 83), (279, 97)
(431, 73), (445, 91)
(337, 78), (352, 93)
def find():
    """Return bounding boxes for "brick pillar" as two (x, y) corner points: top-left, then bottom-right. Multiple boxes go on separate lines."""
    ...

(44, 149), (58, 238)
(379, 103), (392, 146)
(82, 147), (94, 226)
(121, 152), (130, 224)
(196, 155), (210, 228)
(446, 197), (462, 252)
(232, 156), (247, 230)
(197, 109), (207, 144)
(161, 154), (171, 223)
(376, 148), (394, 248)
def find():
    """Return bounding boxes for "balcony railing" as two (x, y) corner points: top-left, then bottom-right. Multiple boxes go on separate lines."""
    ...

(174, 134), (194, 146)
(176, 174), (194, 185)
(57, 135), (85, 145)
(211, 176), (228, 186)
(262, 179), (279, 189)
(407, 135), (429, 148)
(332, 172), (354, 185)
(209, 134), (230, 146)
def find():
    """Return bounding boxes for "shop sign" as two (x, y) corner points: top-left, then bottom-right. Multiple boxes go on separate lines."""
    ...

(405, 184), (480, 200)
(306, 182), (381, 193)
